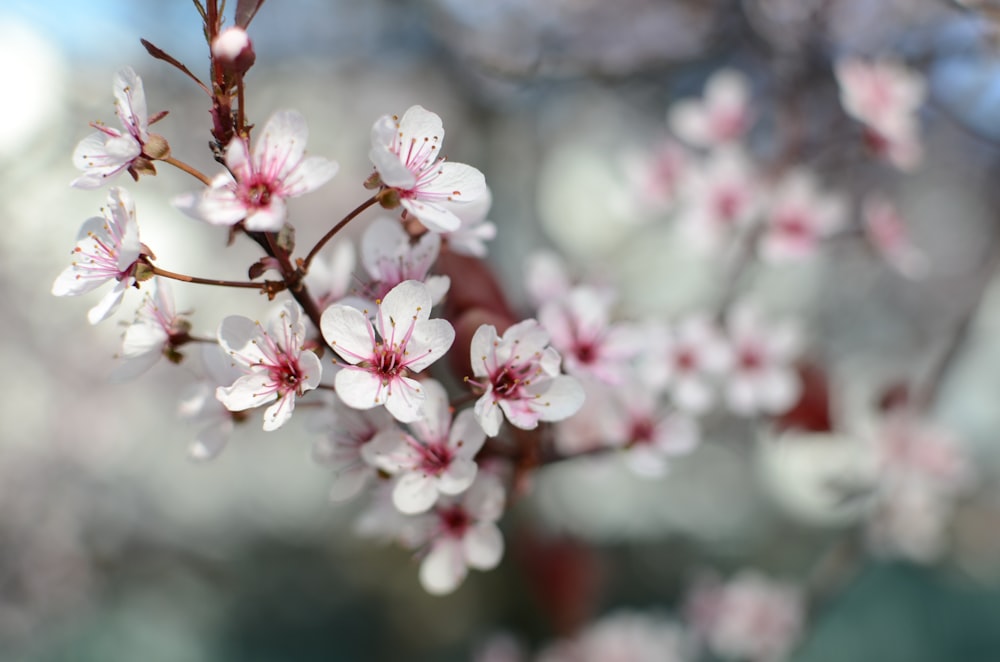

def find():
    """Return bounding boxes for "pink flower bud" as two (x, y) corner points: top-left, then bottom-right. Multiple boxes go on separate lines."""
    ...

(212, 27), (255, 75)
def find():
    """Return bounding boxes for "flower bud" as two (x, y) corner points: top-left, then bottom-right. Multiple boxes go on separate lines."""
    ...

(212, 27), (255, 76)
(143, 133), (170, 160)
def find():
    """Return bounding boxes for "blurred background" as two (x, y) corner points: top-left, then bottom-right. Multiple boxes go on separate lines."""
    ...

(5, 0), (1000, 660)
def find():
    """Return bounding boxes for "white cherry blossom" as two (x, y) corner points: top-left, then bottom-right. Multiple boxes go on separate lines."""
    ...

(443, 186), (497, 258)
(835, 58), (925, 171)
(216, 300), (322, 431)
(758, 169), (846, 263)
(689, 571), (804, 662)
(469, 320), (585, 437)
(606, 384), (701, 478)
(676, 148), (763, 253)
(174, 109), (338, 231)
(71, 67), (163, 189)
(320, 280), (455, 423)
(862, 193), (929, 279)
(177, 343), (249, 461)
(538, 286), (640, 385)
(52, 186), (144, 324)
(360, 217), (450, 304)
(369, 105), (487, 233)
(643, 315), (730, 415)
(311, 395), (398, 502)
(363, 379), (486, 514)
(669, 68), (753, 148)
(722, 304), (803, 417)
(111, 278), (188, 381)
(409, 473), (506, 595)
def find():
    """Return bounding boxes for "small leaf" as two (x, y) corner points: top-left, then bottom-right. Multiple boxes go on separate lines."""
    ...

(236, 0), (266, 28)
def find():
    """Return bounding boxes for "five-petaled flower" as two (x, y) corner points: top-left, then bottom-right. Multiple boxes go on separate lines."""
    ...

(321, 280), (455, 423)
(71, 67), (169, 189)
(216, 300), (322, 431)
(174, 109), (338, 231)
(369, 105), (487, 233)
(112, 278), (190, 381)
(363, 379), (486, 514)
(52, 186), (146, 324)
(469, 319), (585, 437)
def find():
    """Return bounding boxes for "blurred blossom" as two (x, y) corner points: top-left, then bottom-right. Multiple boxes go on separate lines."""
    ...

(669, 69), (753, 149)
(537, 610), (689, 662)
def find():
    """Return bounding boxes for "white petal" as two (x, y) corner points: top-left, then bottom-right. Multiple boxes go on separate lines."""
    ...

(463, 522), (504, 570)
(474, 392), (504, 437)
(400, 198), (461, 233)
(438, 457), (477, 495)
(423, 162), (487, 204)
(217, 314), (266, 365)
(370, 115), (417, 188)
(262, 391), (297, 431)
(189, 420), (233, 461)
(383, 376), (426, 423)
(532, 376), (585, 423)
(410, 379), (450, 443)
(393, 472), (440, 514)
(113, 66), (148, 139)
(321, 305), (374, 364)
(361, 217), (408, 280)
(419, 539), (467, 595)
(281, 156), (338, 197)
(379, 279), (431, 329)
(243, 197), (287, 232)
(216, 373), (277, 412)
(469, 324), (499, 378)
(87, 279), (129, 324)
(328, 467), (370, 502)
(254, 109), (308, 179)
(334, 367), (384, 410)
(404, 318), (455, 373)
(449, 408), (487, 458)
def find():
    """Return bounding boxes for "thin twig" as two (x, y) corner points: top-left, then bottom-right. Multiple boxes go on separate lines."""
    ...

(302, 196), (378, 271)
(150, 264), (271, 290)
(161, 156), (213, 186)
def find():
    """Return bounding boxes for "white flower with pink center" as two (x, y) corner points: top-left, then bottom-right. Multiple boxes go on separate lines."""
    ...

(320, 280), (455, 423)
(360, 217), (450, 304)
(669, 69), (753, 148)
(862, 193), (929, 279)
(469, 320), (586, 437)
(311, 395), (398, 502)
(111, 278), (189, 381)
(835, 58), (925, 171)
(71, 67), (164, 189)
(722, 304), (803, 417)
(606, 384), (701, 478)
(369, 105), (487, 233)
(688, 571), (804, 662)
(363, 379), (486, 514)
(409, 473), (506, 595)
(677, 148), (763, 253)
(643, 316), (730, 415)
(538, 286), (640, 385)
(178, 343), (248, 461)
(216, 300), (322, 431)
(174, 109), (338, 231)
(537, 610), (688, 662)
(52, 186), (144, 325)
(758, 169), (847, 263)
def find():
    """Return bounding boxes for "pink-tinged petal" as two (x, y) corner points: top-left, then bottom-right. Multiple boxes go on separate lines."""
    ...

(379, 279), (432, 328)
(243, 196), (287, 232)
(361, 217), (409, 279)
(87, 279), (129, 324)
(425, 162), (488, 203)
(399, 199), (461, 233)
(499, 399), (540, 431)
(334, 367), (385, 410)
(224, 136), (252, 180)
(674, 377), (714, 414)
(280, 155), (338, 197)
(410, 379), (451, 444)
(464, 522), (504, 570)
(438, 457), (477, 495)
(405, 319), (455, 373)
(189, 419), (233, 462)
(532, 375), (585, 422)
(254, 109), (308, 179)
(449, 409), (486, 459)
(120, 320), (168, 358)
(262, 391), (296, 431)
(321, 305), (374, 365)
(419, 539), (467, 595)
(297, 349), (323, 392)
(393, 472), (440, 514)
(464, 474), (506, 521)
(113, 66), (148, 140)
(361, 428), (411, 473)
(469, 324), (499, 378)
(498, 319), (551, 364)
(217, 315), (267, 364)
(474, 392), (504, 437)
(383, 376), (426, 423)
(370, 116), (417, 188)
(328, 466), (370, 502)
(216, 373), (277, 411)
(173, 174), (247, 226)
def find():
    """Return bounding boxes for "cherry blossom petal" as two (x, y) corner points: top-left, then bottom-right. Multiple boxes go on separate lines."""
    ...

(438, 458), (478, 495)
(87, 279), (130, 324)
(393, 473), (440, 514)
(399, 198), (461, 233)
(383, 376), (426, 423)
(474, 392), (505, 437)
(464, 522), (504, 570)
(449, 409), (487, 459)
(262, 391), (297, 432)
(419, 539), (467, 595)
(216, 372), (279, 411)
(334, 367), (386, 410)
(533, 376), (586, 422)
(243, 196), (287, 232)
(321, 305), (375, 365)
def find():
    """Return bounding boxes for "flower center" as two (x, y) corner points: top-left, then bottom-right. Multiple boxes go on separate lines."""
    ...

(438, 505), (471, 538)
(372, 343), (406, 380)
(416, 441), (454, 476)
(246, 181), (273, 209)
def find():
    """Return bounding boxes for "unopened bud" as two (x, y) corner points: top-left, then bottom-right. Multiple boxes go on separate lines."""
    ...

(212, 27), (256, 76)
(143, 133), (170, 160)
(377, 187), (401, 209)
